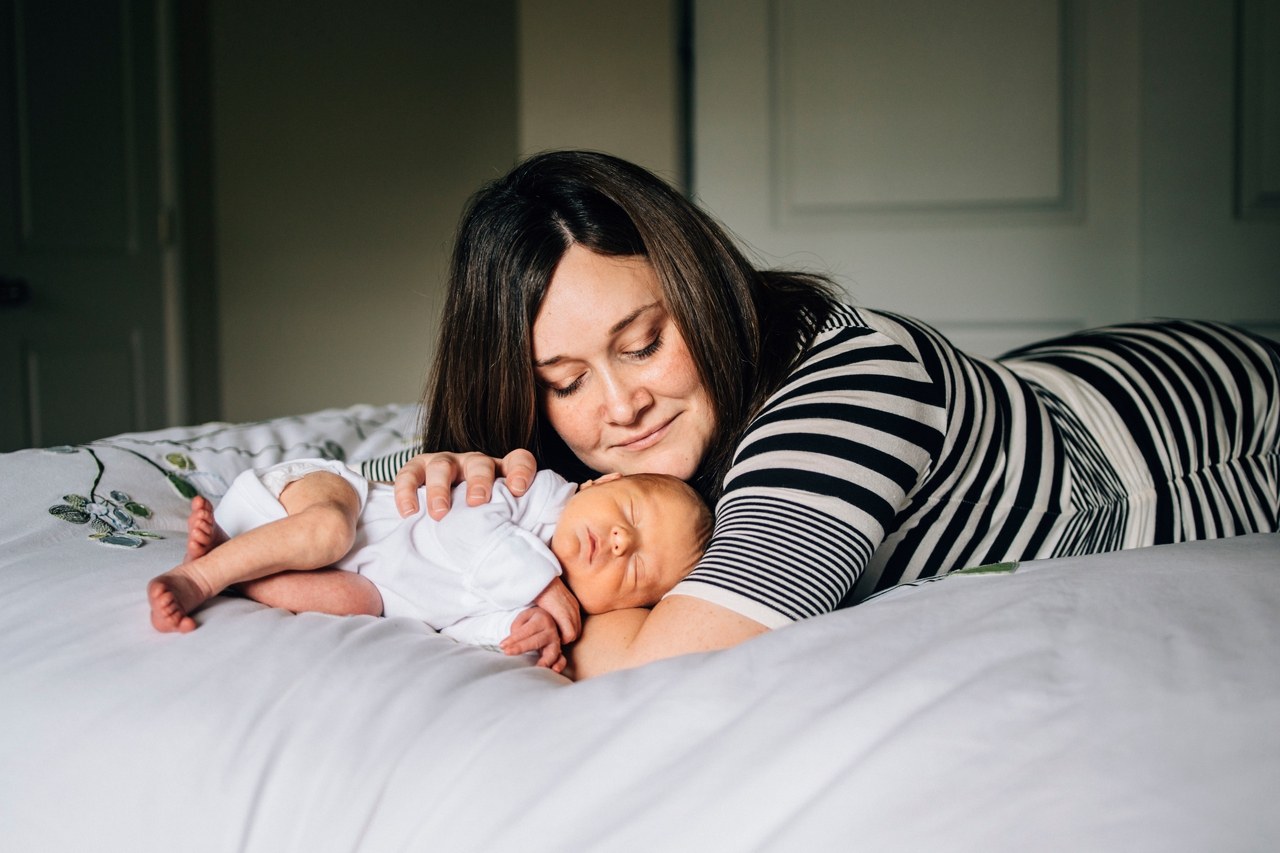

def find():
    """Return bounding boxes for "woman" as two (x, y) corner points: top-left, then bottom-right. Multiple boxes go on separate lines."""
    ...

(365, 151), (1280, 678)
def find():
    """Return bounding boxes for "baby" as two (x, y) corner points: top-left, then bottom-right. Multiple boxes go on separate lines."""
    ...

(146, 460), (712, 672)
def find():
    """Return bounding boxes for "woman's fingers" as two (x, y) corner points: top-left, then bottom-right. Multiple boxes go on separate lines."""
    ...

(423, 455), (465, 520)
(499, 448), (538, 495)
(393, 455), (435, 517)
(393, 449), (537, 519)
(461, 453), (497, 506)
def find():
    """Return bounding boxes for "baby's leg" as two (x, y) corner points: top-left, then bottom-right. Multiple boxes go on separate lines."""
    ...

(147, 472), (361, 632)
(236, 569), (383, 617)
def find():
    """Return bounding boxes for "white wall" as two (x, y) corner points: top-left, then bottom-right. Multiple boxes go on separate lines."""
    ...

(1139, 0), (1280, 337)
(212, 1), (518, 422)
(693, 0), (1278, 355)
(518, 0), (683, 186)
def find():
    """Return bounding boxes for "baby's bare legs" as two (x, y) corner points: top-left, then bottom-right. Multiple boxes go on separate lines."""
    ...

(147, 472), (361, 632)
(236, 569), (383, 617)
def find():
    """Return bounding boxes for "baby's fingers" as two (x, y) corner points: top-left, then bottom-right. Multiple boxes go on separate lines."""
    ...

(501, 628), (555, 656)
(535, 640), (563, 669)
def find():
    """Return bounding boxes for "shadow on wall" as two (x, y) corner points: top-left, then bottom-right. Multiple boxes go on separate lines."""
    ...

(212, 0), (519, 423)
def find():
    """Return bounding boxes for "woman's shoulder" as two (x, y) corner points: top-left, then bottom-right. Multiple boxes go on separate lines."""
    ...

(806, 305), (956, 370)
(818, 304), (943, 340)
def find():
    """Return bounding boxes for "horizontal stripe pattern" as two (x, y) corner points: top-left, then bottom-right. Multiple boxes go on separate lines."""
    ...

(671, 309), (1280, 621)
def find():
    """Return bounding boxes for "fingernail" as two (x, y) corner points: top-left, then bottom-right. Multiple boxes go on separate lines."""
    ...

(430, 498), (448, 514)
(468, 486), (486, 500)
(509, 476), (528, 492)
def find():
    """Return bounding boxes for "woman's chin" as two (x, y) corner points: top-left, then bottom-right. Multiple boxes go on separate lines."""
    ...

(594, 449), (698, 481)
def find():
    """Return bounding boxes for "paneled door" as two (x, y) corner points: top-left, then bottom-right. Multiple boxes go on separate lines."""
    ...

(693, 0), (1143, 356)
(0, 0), (169, 450)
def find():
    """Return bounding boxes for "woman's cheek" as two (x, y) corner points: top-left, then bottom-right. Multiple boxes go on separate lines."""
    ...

(544, 394), (600, 458)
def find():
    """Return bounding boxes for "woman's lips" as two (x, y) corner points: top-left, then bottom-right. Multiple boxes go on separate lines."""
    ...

(614, 415), (676, 452)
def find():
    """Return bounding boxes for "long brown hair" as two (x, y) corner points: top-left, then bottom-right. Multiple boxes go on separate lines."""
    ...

(422, 151), (837, 501)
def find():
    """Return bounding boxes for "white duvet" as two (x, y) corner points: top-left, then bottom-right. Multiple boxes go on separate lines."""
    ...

(1, 405), (1278, 852)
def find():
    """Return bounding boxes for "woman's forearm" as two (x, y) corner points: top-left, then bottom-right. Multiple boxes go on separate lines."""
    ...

(567, 595), (769, 679)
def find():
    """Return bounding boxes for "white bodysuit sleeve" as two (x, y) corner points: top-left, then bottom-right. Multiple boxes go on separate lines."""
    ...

(439, 607), (528, 649)
(431, 472), (576, 612)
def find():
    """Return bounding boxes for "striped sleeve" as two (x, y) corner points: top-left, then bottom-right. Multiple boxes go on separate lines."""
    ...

(359, 446), (421, 483)
(668, 307), (948, 627)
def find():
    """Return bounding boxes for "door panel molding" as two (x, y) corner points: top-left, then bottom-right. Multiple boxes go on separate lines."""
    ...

(770, 0), (1086, 229)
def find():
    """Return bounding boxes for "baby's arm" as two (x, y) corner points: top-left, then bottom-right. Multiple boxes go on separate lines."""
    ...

(440, 604), (565, 671)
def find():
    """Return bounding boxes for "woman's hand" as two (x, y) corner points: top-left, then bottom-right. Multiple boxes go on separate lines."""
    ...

(393, 448), (539, 520)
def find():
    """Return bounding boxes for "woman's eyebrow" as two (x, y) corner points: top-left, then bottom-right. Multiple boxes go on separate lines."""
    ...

(534, 302), (662, 368)
(609, 301), (661, 335)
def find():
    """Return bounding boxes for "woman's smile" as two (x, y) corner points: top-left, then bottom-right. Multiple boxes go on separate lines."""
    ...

(613, 414), (677, 452)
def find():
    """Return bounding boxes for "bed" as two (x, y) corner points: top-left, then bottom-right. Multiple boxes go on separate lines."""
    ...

(2, 404), (1278, 852)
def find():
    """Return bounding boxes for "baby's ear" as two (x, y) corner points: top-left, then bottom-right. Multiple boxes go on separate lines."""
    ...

(579, 472), (624, 491)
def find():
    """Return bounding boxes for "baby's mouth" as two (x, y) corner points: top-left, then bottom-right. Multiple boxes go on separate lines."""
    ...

(585, 529), (599, 564)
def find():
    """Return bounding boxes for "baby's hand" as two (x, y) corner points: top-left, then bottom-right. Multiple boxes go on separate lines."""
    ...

(500, 606), (565, 673)
(533, 576), (581, 643)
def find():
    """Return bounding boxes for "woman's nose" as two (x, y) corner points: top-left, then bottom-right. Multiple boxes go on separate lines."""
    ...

(599, 372), (652, 425)
(610, 525), (634, 556)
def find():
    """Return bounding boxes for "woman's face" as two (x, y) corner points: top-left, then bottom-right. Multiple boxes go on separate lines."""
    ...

(532, 244), (714, 480)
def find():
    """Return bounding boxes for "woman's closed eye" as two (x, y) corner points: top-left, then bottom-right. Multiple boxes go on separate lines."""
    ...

(548, 375), (584, 399)
(623, 332), (663, 360)
(543, 333), (663, 399)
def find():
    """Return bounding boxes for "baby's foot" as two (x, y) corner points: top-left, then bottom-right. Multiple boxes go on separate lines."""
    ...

(147, 570), (208, 633)
(185, 496), (227, 563)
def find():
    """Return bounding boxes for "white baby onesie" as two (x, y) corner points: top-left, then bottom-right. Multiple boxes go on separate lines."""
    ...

(214, 461), (576, 647)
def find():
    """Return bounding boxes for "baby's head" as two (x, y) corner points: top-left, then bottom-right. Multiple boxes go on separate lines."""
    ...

(550, 472), (713, 614)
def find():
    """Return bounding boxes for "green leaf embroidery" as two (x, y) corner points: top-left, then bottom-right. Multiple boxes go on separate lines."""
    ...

(63, 494), (88, 509)
(49, 505), (91, 524)
(133, 531), (163, 539)
(165, 453), (196, 471)
(90, 518), (114, 534)
(124, 501), (152, 518)
(100, 534), (144, 548)
(166, 472), (199, 499)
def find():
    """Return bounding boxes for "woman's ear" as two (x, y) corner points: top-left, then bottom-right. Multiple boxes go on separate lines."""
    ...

(579, 472), (624, 491)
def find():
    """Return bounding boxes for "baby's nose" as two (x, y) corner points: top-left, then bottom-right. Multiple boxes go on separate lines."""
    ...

(610, 525), (634, 555)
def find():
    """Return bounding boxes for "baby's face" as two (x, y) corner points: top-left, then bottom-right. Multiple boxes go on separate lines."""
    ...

(550, 474), (706, 614)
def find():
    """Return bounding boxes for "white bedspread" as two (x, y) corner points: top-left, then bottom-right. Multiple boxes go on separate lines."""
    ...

(1, 406), (1278, 852)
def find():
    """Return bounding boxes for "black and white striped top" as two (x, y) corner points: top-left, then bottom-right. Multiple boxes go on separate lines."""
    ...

(365, 307), (1280, 628)
(668, 307), (1279, 627)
